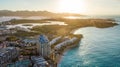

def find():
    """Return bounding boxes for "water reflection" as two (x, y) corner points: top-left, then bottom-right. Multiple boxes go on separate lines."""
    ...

(6, 21), (67, 29)
(59, 25), (120, 67)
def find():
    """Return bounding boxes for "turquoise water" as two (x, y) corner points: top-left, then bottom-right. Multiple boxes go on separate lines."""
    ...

(59, 16), (120, 67)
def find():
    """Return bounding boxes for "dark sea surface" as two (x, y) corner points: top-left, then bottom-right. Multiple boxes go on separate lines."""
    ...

(59, 16), (120, 67)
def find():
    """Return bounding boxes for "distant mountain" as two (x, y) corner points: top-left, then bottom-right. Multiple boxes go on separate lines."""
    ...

(0, 10), (83, 17)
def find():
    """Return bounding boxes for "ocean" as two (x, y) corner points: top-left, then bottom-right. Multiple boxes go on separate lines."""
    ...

(59, 16), (120, 67)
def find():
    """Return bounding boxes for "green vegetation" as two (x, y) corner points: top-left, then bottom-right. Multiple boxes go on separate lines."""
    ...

(43, 18), (118, 28)
(22, 24), (33, 26)
(32, 18), (118, 36)
(10, 18), (118, 38)
(10, 19), (49, 24)
(13, 30), (39, 37)
(6, 36), (19, 41)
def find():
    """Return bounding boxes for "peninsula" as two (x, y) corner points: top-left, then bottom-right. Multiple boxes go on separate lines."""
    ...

(0, 16), (118, 67)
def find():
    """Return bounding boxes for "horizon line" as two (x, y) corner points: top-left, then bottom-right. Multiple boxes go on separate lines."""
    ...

(0, 9), (120, 16)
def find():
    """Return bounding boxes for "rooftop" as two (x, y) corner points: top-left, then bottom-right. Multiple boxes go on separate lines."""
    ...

(31, 56), (48, 66)
(39, 35), (49, 44)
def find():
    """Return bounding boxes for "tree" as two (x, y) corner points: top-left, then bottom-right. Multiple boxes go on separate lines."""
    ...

(6, 36), (19, 41)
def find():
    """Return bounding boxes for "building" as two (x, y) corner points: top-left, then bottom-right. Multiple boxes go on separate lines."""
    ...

(0, 47), (19, 67)
(31, 56), (49, 67)
(49, 36), (62, 46)
(23, 38), (37, 47)
(37, 35), (51, 58)
(55, 37), (78, 50)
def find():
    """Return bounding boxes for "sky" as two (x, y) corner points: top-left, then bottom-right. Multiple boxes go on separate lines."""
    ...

(0, 0), (120, 15)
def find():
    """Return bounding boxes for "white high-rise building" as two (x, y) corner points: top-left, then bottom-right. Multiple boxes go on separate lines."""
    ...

(37, 35), (51, 58)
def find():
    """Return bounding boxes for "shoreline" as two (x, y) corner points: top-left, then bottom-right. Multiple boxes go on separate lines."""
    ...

(56, 35), (82, 64)
(8, 18), (118, 37)
(57, 42), (81, 64)
(56, 21), (118, 66)
(0, 17), (118, 67)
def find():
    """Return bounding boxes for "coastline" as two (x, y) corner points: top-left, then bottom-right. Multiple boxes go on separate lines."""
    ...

(0, 17), (119, 67)
(56, 19), (118, 66)
(56, 35), (82, 64)
(58, 23), (120, 67)
(57, 42), (81, 63)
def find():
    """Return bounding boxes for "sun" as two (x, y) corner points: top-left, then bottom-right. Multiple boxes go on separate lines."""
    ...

(57, 0), (87, 13)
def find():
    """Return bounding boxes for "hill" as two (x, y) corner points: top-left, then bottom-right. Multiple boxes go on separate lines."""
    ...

(0, 10), (83, 17)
